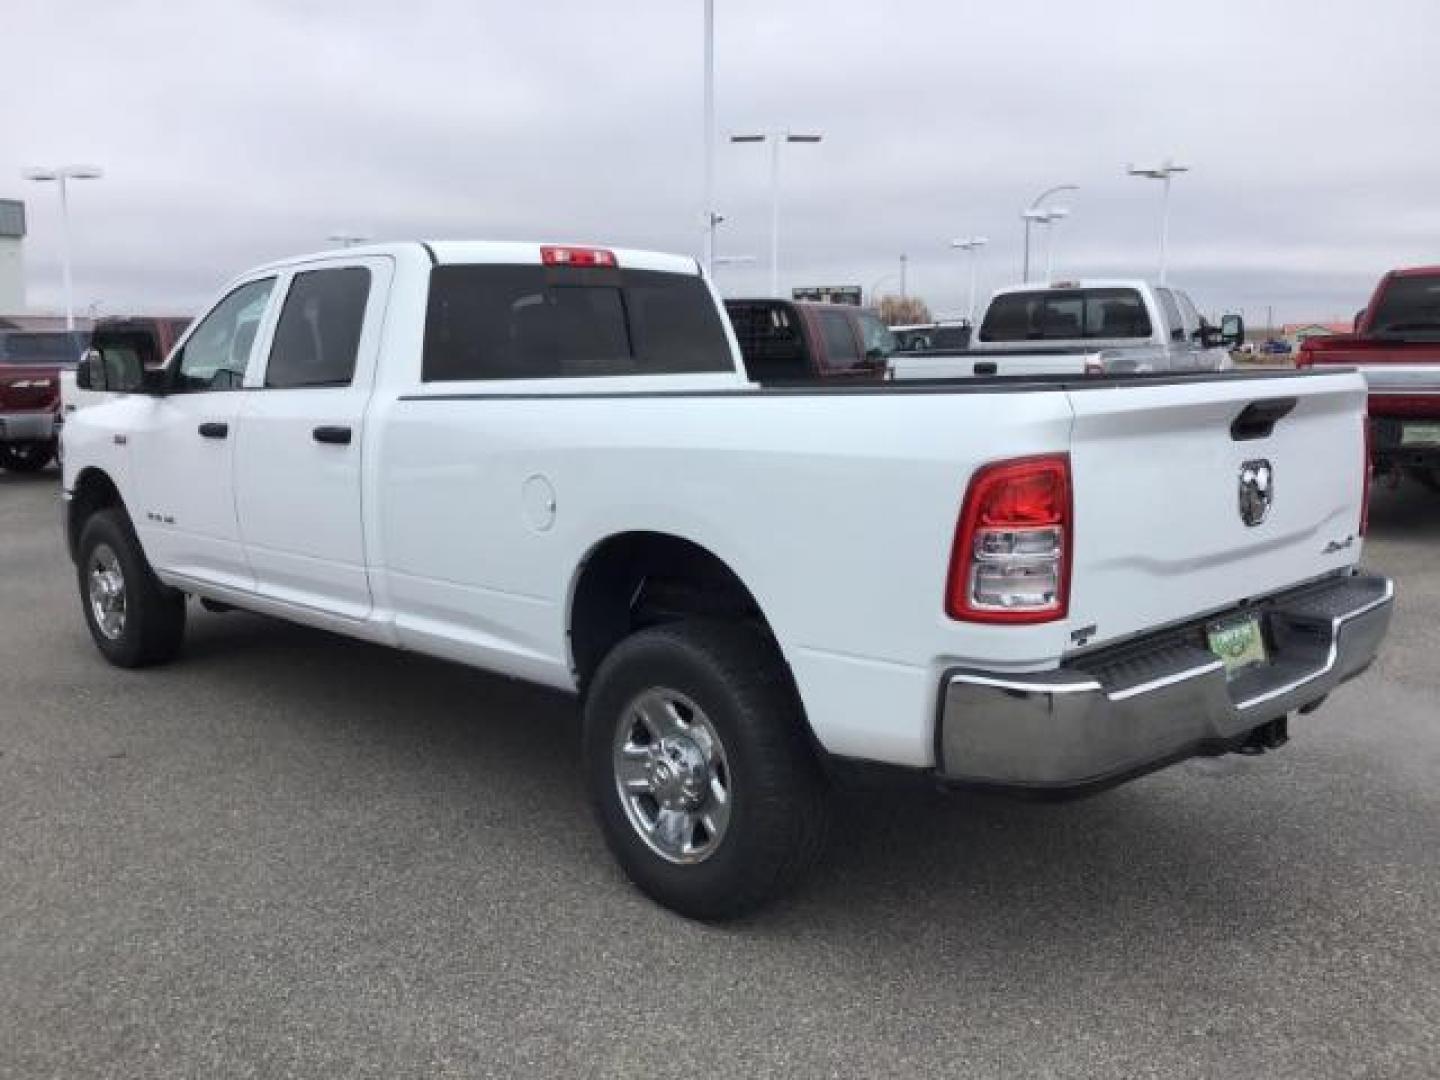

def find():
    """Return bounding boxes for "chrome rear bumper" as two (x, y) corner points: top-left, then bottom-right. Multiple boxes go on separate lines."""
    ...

(937, 572), (1394, 792)
(0, 410), (58, 442)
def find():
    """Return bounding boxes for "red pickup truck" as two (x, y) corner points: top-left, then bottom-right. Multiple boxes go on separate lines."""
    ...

(1298, 266), (1440, 487)
(723, 299), (894, 382)
(0, 329), (89, 472)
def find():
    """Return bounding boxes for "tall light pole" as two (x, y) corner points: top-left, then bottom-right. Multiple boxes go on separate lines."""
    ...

(1022, 207), (1068, 284)
(22, 164), (103, 330)
(1040, 207), (1069, 281)
(1127, 159), (1188, 284)
(702, 0), (717, 276)
(950, 236), (989, 323)
(730, 130), (823, 298)
(899, 253), (908, 300)
(1021, 183), (1077, 283)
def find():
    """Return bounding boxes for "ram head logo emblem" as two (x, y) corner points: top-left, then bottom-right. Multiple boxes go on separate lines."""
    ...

(1238, 459), (1274, 527)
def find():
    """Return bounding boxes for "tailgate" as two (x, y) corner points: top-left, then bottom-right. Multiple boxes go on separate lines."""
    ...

(0, 367), (62, 411)
(1065, 371), (1369, 650)
(889, 350), (1096, 380)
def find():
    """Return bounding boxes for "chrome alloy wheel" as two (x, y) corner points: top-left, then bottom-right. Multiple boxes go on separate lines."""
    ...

(612, 687), (732, 865)
(87, 543), (127, 641)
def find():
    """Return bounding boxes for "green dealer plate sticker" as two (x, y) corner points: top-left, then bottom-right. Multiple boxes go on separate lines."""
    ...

(1206, 613), (1268, 677)
(1401, 422), (1440, 447)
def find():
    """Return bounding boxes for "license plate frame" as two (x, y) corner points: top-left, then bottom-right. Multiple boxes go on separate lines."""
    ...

(1400, 422), (1440, 447)
(1206, 612), (1268, 678)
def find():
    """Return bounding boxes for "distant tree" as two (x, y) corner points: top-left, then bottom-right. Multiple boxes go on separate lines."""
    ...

(876, 295), (932, 325)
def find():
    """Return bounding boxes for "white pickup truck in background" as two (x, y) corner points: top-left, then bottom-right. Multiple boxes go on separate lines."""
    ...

(889, 279), (1241, 380)
(61, 242), (1392, 918)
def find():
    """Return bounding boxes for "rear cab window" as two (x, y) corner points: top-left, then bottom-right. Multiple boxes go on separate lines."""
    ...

(725, 301), (810, 382)
(980, 288), (1153, 342)
(1370, 275), (1440, 339)
(423, 265), (733, 381)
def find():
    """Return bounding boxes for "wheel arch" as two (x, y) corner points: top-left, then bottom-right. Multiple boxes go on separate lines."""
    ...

(66, 466), (127, 563)
(567, 530), (782, 693)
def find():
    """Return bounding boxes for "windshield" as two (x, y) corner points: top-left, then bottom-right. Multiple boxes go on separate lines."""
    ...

(0, 330), (90, 365)
(856, 312), (898, 359)
(1370, 276), (1440, 337)
(980, 288), (1152, 342)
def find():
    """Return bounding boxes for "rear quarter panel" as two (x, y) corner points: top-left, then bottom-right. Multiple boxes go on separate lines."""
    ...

(372, 386), (1076, 766)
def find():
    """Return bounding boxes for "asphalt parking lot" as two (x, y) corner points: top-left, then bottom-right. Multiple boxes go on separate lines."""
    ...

(1, 469), (1436, 1079)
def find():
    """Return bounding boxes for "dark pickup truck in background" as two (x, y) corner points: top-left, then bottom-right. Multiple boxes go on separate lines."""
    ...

(1298, 266), (1440, 486)
(0, 329), (90, 471)
(723, 299), (895, 382)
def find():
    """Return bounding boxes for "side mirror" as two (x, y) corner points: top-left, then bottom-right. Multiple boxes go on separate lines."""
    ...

(1220, 314), (1244, 348)
(1353, 309), (1365, 332)
(77, 345), (150, 393)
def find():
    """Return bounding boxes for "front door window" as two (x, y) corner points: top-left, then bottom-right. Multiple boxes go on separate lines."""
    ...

(174, 278), (275, 392)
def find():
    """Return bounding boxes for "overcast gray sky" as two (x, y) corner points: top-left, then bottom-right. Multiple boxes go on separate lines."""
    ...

(4, 0), (1438, 324)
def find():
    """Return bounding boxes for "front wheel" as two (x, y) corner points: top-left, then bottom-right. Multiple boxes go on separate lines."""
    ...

(583, 620), (829, 920)
(0, 439), (56, 472)
(77, 509), (187, 667)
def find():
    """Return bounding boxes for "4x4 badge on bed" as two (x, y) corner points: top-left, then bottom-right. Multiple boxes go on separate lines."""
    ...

(1238, 459), (1274, 527)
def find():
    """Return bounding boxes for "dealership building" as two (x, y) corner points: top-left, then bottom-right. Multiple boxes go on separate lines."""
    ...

(0, 199), (25, 316)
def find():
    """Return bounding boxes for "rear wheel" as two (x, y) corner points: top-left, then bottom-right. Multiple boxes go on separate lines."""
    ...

(0, 440), (56, 472)
(77, 509), (186, 667)
(583, 619), (829, 920)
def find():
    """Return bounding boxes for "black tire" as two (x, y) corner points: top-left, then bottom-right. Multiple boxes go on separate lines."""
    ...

(583, 619), (829, 920)
(76, 508), (186, 668)
(0, 440), (56, 472)
(1405, 466), (1440, 494)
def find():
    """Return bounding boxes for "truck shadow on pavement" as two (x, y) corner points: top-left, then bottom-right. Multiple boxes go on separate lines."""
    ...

(1365, 475), (1440, 538)
(164, 606), (1359, 955)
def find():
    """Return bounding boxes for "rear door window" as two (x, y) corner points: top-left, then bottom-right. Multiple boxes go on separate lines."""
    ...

(1155, 289), (1185, 342)
(264, 267), (372, 388)
(423, 265), (732, 380)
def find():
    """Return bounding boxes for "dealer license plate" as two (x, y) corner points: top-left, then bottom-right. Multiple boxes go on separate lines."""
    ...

(1206, 613), (1268, 677)
(1400, 422), (1440, 447)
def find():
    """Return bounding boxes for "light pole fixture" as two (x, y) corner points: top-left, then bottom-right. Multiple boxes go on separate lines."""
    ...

(327, 231), (372, 248)
(713, 254), (757, 268)
(1021, 183), (1077, 284)
(950, 236), (989, 323)
(22, 163), (104, 330)
(1126, 159), (1189, 284)
(730, 130), (823, 298)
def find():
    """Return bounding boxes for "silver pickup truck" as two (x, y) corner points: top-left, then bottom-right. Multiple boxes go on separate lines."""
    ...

(888, 279), (1241, 380)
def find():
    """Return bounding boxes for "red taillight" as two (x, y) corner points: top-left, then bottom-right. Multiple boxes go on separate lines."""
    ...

(1360, 411), (1373, 536)
(540, 245), (617, 268)
(946, 454), (1072, 623)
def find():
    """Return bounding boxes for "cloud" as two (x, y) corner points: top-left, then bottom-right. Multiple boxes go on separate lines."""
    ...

(4, 0), (1438, 322)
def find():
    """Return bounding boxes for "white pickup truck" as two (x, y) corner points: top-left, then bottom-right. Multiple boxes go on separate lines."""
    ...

(61, 241), (1393, 918)
(889, 279), (1241, 380)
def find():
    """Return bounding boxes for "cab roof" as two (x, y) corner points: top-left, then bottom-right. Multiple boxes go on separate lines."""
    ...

(253, 241), (702, 277)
